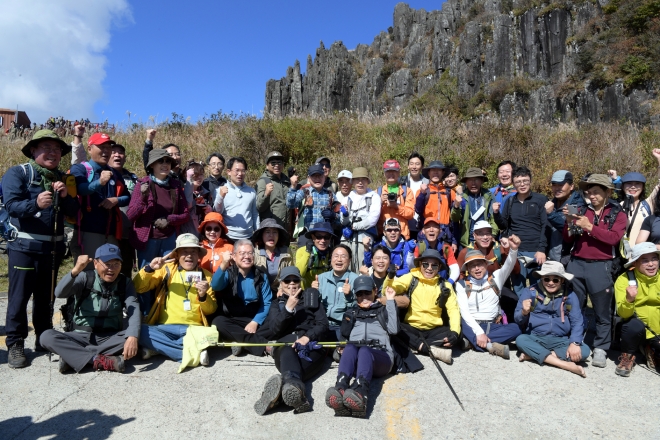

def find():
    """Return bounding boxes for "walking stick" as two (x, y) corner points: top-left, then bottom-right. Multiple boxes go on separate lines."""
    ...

(420, 335), (465, 411)
(48, 191), (60, 361)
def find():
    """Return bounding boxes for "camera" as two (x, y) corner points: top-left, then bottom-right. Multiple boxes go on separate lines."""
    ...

(387, 193), (397, 203)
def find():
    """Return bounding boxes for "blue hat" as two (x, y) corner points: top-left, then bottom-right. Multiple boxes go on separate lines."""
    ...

(621, 172), (646, 184)
(304, 222), (337, 239)
(551, 170), (573, 184)
(307, 164), (325, 176)
(95, 243), (122, 263)
(279, 266), (302, 281)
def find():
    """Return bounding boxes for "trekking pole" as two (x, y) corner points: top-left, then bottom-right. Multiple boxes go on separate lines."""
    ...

(212, 341), (383, 348)
(420, 335), (465, 411)
(48, 191), (60, 361)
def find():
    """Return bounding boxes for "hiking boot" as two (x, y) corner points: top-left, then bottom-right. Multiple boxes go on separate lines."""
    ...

(8, 340), (27, 369)
(342, 376), (370, 418)
(93, 354), (125, 373)
(231, 345), (244, 356)
(281, 371), (311, 414)
(429, 346), (453, 365)
(254, 374), (283, 415)
(58, 357), (72, 374)
(332, 347), (342, 363)
(200, 350), (209, 366)
(615, 353), (635, 377)
(487, 342), (510, 360)
(34, 337), (48, 353)
(461, 337), (472, 351)
(325, 373), (351, 417)
(644, 344), (658, 370)
(141, 348), (158, 360)
(592, 348), (607, 368)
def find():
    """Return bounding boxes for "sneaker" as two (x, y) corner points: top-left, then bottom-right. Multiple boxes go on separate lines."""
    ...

(231, 345), (244, 356)
(342, 376), (370, 418)
(615, 353), (635, 377)
(644, 344), (658, 370)
(141, 347), (158, 360)
(592, 348), (607, 368)
(8, 340), (27, 369)
(429, 346), (453, 365)
(58, 357), (72, 373)
(200, 350), (209, 366)
(254, 374), (283, 415)
(93, 354), (125, 373)
(325, 374), (351, 417)
(487, 342), (510, 360)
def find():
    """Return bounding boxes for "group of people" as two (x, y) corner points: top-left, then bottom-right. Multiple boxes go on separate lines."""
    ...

(3, 117), (112, 142)
(2, 126), (660, 418)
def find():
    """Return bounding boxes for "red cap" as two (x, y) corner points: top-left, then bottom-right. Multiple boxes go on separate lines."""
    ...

(88, 132), (114, 147)
(383, 160), (400, 171)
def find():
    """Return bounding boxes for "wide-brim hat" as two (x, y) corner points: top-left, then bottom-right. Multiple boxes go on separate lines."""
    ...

(533, 261), (574, 281)
(422, 160), (446, 179)
(197, 212), (228, 236)
(172, 233), (207, 257)
(460, 249), (488, 272)
(625, 242), (660, 268)
(304, 222), (337, 239)
(22, 129), (71, 158)
(351, 167), (370, 182)
(578, 173), (614, 191)
(147, 148), (174, 169)
(413, 249), (447, 270)
(251, 218), (289, 247)
(461, 167), (488, 183)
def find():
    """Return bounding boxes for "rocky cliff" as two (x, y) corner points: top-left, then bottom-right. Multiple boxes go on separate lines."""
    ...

(265, 0), (659, 126)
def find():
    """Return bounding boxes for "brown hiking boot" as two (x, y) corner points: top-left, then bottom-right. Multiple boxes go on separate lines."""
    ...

(645, 344), (658, 370)
(615, 353), (635, 377)
(487, 342), (510, 360)
(93, 354), (125, 373)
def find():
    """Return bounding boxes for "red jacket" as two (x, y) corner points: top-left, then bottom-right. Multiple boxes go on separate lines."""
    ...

(563, 203), (626, 260)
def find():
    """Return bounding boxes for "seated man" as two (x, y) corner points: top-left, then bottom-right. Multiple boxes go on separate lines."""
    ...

(384, 249), (461, 365)
(211, 239), (273, 355)
(363, 218), (416, 277)
(515, 261), (590, 378)
(134, 233), (216, 363)
(456, 235), (522, 359)
(295, 222), (336, 288)
(40, 244), (139, 373)
(613, 242), (660, 377)
(413, 218), (459, 285)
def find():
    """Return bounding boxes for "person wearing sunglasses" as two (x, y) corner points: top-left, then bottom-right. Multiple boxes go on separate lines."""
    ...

(251, 218), (292, 292)
(256, 151), (291, 232)
(515, 261), (590, 378)
(295, 222), (337, 288)
(198, 212), (233, 274)
(384, 249), (462, 365)
(40, 244), (140, 373)
(363, 218), (416, 278)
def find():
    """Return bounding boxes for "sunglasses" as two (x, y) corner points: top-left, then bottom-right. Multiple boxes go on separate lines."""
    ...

(205, 226), (221, 232)
(543, 277), (562, 284)
(154, 158), (172, 165)
(281, 278), (300, 284)
(269, 160), (284, 166)
(385, 229), (400, 233)
(314, 234), (332, 241)
(421, 262), (439, 270)
(356, 290), (372, 297)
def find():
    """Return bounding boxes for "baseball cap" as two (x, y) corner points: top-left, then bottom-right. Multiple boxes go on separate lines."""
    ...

(279, 266), (302, 281)
(88, 132), (115, 147)
(353, 275), (375, 293)
(95, 243), (122, 263)
(266, 151), (284, 164)
(307, 164), (325, 176)
(383, 217), (402, 229)
(551, 170), (573, 184)
(315, 156), (331, 166)
(473, 220), (492, 231)
(383, 160), (400, 171)
(337, 170), (353, 180)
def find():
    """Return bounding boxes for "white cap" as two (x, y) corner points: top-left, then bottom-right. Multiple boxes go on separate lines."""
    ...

(473, 220), (492, 231)
(337, 170), (352, 180)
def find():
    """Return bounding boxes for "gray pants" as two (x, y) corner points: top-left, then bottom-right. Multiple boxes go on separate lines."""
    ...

(40, 329), (128, 372)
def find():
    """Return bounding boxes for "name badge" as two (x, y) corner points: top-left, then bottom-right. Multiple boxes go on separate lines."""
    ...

(109, 179), (115, 186)
(471, 205), (486, 221)
(213, 254), (220, 261)
(183, 300), (191, 311)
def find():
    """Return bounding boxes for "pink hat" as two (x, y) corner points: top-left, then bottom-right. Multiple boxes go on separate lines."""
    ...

(383, 160), (400, 171)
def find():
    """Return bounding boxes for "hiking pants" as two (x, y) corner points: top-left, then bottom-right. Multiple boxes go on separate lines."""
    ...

(212, 315), (275, 357)
(139, 324), (187, 361)
(118, 238), (135, 279)
(40, 329), (128, 372)
(5, 249), (61, 347)
(461, 319), (521, 353)
(70, 231), (119, 271)
(620, 317), (660, 355)
(398, 322), (456, 352)
(338, 343), (392, 382)
(516, 334), (590, 365)
(136, 234), (177, 270)
(567, 258), (614, 350)
(273, 334), (326, 381)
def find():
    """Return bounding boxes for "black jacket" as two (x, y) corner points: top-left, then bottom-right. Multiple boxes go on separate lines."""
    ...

(202, 175), (227, 200)
(261, 288), (329, 342)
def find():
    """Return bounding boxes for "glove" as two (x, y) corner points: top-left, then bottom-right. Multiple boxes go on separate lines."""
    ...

(154, 218), (169, 229)
(444, 331), (459, 346)
(387, 264), (397, 279)
(340, 206), (348, 217)
(342, 227), (353, 240)
(321, 208), (333, 221)
(293, 341), (322, 362)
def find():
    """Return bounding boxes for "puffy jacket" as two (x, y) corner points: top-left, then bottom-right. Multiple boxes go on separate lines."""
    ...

(414, 183), (456, 227)
(317, 270), (359, 324)
(344, 300), (399, 363)
(364, 237), (416, 277)
(295, 245), (332, 289)
(450, 188), (499, 248)
(378, 184), (415, 239)
(200, 238), (234, 274)
(261, 290), (329, 342)
(383, 268), (461, 333)
(615, 270), (660, 339)
(514, 284), (584, 344)
(255, 170), (291, 230)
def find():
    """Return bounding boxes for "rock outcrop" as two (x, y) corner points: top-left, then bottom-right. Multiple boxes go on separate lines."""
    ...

(265, 1), (659, 126)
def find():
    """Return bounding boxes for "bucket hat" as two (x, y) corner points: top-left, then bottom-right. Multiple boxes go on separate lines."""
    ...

(21, 129), (71, 158)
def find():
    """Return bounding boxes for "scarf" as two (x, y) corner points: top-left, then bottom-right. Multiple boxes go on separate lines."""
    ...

(150, 174), (170, 186)
(537, 283), (565, 304)
(29, 159), (59, 192)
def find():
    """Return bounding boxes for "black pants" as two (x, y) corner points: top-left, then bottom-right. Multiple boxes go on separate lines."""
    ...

(398, 322), (455, 353)
(5, 249), (61, 347)
(499, 286), (518, 324)
(273, 334), (326, 381)
(118, 239), (135, 279)
(212, 315), (272, 356)
(620, 317), (660, 354)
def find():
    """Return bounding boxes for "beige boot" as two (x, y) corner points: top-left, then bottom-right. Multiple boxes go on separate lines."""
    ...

(487, 343), (510, 359)
(429, 346), (453, 365)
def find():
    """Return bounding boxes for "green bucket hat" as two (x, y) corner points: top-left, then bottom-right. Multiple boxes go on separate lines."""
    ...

(21, 129), (71, 159)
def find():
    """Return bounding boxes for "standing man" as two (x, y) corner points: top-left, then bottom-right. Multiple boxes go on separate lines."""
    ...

(378, 160), (415, 240)
(256, 151), (291, 230)
(400, 152), (428, 240)
(287, 164), (339, 241)
(451, 167), (498, 248)
(203, 153), (227, 200)
(489, 161), (517, 205)
(213, 157), (259, 241)
(545, 170), (583, 263)
(3, 130), (79, 368)
(315, 156), (338, 194)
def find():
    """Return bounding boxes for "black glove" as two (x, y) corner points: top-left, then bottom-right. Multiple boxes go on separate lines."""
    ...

(387, 264), (397, 279)
(444, 331), (459, 346)
(321, 208), (333, 221)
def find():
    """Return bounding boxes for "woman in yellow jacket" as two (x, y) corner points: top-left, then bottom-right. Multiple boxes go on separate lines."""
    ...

(134, 233), (217, 364)
(383, 249), (461, 365)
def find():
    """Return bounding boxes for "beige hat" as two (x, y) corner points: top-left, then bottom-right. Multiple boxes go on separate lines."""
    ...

(172, 233), (207, 257)
(578, 174), (614, 191)
(351, 167), (370, 182)
(533, 261), (574, 281)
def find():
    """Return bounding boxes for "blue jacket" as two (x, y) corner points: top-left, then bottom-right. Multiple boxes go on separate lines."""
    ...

(211, 267), (273, 325)
(489, 184), (516, 205)
(317, 270), (358, 324)
(3, 163), (79, 254)
(514, 284), (584, 344)
(364, 237), (416, 276)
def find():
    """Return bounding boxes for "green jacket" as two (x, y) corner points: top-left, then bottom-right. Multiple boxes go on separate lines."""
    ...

(450, 188), (499, 248)
(255, 170), (291, 229)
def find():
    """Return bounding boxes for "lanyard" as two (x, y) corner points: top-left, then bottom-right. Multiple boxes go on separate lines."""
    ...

(177, 270), (193, 300)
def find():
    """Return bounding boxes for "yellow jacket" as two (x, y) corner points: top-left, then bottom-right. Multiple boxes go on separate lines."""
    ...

(133, 262), (217, 326)
(615, 269), (660, 339)
(384, 268), (461, 333)
(295, 245), (331, 289)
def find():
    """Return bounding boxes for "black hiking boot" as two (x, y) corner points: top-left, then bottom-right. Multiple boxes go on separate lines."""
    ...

(342, 376), (370, 418)
(281, 371), (311, 414)
(325, 373), (351, 417)
(254, 374), (283, 415)
(8, 339), (27, 369)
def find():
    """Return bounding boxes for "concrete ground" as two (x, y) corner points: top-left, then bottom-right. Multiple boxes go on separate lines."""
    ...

(1, 296), (659, 440)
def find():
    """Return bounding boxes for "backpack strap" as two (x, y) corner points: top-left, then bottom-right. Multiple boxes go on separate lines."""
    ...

(405, 276), (419, 300)
(21, 163), (37, 187)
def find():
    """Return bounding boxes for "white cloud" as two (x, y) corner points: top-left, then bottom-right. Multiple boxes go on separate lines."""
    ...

(0, 0), (131, 124)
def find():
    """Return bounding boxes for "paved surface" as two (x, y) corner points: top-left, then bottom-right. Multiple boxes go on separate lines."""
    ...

(1, 297), (659, 440)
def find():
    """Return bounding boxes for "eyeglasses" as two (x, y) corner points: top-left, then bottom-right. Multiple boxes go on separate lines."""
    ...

(473, 229), (492, 237)
(373, 256), (389, 262)
(232, 169), (246, 174)
(421, 262), (439, 270)
(314, 234), (332, 241)
(320, 163), (331, 169)
(39, 147), (62, 154)
(97, 259), (121, 270)
(543, 277), (562, 284)
(332, 254), (350, 260)
(385, 229), (400, 233)
(514, 179), (531, 186)
(624, 182), (643, 188)
(205, 226), (221, 232)
(209, 162), (223, 168)
(281, 278), (299, 284)
(233, 251), (253, 258)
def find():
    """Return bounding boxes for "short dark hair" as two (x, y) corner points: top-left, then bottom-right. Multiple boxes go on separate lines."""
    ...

(227, 157), (247, 171)
(371, 245), (391, 259)
(496, 160), (516, 172)
(445, 164), (459, 176)
(332, 243), (353, 260)
(408, 152), (425, 167)
(207, 152), (225, 165)
(512, 166), (532, 181)
(161, 143), (180, 152)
